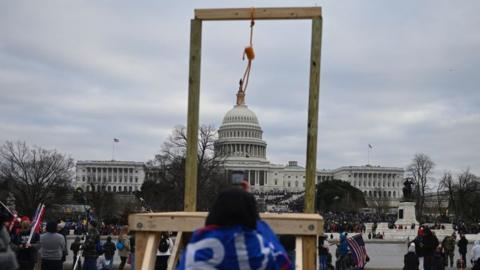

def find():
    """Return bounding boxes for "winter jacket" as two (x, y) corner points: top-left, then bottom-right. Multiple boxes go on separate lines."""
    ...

(404, 251), (419, 270)
(11, 229), (40, 263)
(117, 234), (130, 257)
(0, 225), (19, 270)
(442, 236), (455, 253)
(458, 236), (468, 254)
(422, 232), (439, 256)
(40, 232), (66, 260)
(103, 241), (116, 258)
(432, 251), (445, 270)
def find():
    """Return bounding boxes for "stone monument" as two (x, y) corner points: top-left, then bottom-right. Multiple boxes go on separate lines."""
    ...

(395, 178), (419, 227)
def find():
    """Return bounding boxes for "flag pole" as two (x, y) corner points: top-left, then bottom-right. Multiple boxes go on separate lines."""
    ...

(112, 140), (115, 161)
(27, 203), (44, 245)
(368, 146), (370, 165)
(0, 200), (14, 216)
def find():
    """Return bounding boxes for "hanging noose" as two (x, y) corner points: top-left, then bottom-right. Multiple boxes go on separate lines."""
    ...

(239, 8), (255, 97)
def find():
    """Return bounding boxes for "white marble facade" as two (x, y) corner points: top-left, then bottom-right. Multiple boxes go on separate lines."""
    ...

(74, 160), (145, 193)
(214, 97), (403, 205)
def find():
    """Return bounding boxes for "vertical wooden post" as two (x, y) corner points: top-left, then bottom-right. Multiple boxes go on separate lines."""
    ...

(304, 17), (322, 213)
(135, 232), (157, 270)
(184, 19), (202, 212)
(303, 16), (322, 270)
(141, 233), (161, 270)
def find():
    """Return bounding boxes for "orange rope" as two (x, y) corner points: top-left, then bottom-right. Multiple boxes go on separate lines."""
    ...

(240, 8), (255, 94)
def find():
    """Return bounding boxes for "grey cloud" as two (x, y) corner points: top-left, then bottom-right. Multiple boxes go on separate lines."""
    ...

(0, 0), (479, 177)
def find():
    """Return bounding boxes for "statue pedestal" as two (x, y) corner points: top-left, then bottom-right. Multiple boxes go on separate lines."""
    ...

(395, 201), (419, 226)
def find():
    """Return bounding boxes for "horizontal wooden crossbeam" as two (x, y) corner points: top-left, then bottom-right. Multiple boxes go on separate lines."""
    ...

(195, 7), (322, 21)
(129, 211), (323, 235)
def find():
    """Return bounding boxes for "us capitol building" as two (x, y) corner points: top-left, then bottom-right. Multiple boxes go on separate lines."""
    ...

(215, 88), (404, 205)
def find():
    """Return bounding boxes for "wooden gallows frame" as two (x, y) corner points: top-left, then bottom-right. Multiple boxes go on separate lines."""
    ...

(129, 7), (324, 270)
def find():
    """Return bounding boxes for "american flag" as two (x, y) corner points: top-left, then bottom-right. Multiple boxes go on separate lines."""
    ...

(113, 138), (119, 142)
(31, 203), (42, 227)
(27, 203), (45, 244)
(347, 234), (369, 268)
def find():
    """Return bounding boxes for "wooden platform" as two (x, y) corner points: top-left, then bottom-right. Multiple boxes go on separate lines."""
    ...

(129, 212), (324, 269)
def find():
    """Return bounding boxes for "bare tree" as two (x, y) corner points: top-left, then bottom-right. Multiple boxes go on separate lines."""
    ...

(455, 168), (479, 221)
(438, 171), (455, 216)
(407, 153), (435, 219)
(141, 125), (228, 211)
(0, 141), (74, 216)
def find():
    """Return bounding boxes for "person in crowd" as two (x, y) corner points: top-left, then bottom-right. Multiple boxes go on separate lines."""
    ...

(404, 243), (419, 270)
(471, 240), (480, 270)
(70, 236), (82, 270)
(83, 220), (100, 270)
(177, 187), (292, 269)
(96, 253), (111, 270)
(11, 219), (40, 270)
(40, 221), (66, 270)
(279, 235), (296, 266)
(413, 227), (425, 258)
(441, 233), (455, 268)
(422, 227), (439, 270)
(129, 231), (136, 270)
(57, 222), (68, 263)
(457, 233), (468, 267)
(431, 245), (445, 270)
(318, 235), (334, 270)
(155, 232), (173, 270)
(0, 204), (19, 270)
(117, 226), (130, 270)
(102, 236), (116, 269)
(335, 232), (353, 270)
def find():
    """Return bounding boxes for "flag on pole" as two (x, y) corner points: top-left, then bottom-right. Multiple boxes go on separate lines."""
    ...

(368, 144), (373, 149)
(113, 138), (119, 142)
(27, 204), (45, 244)
(31, 203), (42, 227)
(347, 234), (369, 269)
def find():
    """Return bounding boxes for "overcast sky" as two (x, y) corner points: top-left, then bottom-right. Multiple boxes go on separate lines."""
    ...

(1, 1), (479, 179)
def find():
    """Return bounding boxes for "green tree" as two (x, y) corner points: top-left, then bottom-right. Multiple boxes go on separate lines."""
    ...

(316, 180), (367, 212)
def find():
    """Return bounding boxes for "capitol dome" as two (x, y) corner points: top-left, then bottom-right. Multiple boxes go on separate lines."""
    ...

(222, 104), (260, 126)
(214, 92), (267, 161)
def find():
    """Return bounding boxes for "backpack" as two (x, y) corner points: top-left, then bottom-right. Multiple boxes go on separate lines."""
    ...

(158, 238), (169, 253)
(116, 241), (125, 251)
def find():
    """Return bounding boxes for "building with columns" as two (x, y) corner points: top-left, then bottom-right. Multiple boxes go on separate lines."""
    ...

(214, 87), (404, 206)
(74, 160), (145, 193)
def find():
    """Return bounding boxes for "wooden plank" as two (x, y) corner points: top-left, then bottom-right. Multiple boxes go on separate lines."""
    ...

(135, 232), (148, 270)
(141, 233), (160, 270)
(184, 19), (202, 212)
(195, 7), (322, 20)
(295, 236), (303, 269)
(302, 236), (317, 270)
(167, 232), (184, 270)
(129, 212), (323, 235)
(304, 17), (323, 213)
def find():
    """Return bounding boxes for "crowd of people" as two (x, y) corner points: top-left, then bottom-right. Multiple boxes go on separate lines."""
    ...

(321, 211), (397, 233)
(403, 226), (480, 270)
(6, 217), (141, 270)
